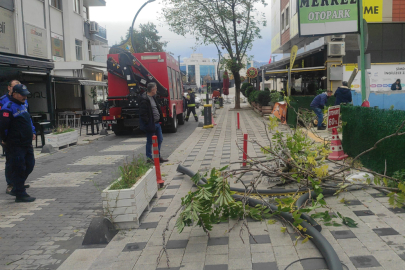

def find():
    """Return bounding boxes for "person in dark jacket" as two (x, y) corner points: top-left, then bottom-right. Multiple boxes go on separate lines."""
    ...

(0, 84), (36, 202)
(310, 90), (332, 130)
(185, 88), (198, 122)
(139, 82), (168, 163)
(391, 79), (402, 90)
(334, 81), (352, 105)
(1, 80), (21, 194)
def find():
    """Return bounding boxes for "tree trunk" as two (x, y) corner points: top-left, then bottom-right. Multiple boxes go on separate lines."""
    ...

(232, 71), (241, 109)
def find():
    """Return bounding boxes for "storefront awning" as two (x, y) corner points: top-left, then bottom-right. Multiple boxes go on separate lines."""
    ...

(265, 66), (326, 75)
(79, 80), (107, 86)
(260, 46), (325, 72)
(0, 52), (54, 71)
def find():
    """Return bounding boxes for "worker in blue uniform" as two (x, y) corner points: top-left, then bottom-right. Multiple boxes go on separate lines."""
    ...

(0, 80), (30, 194)
(0, 84), (36, 202)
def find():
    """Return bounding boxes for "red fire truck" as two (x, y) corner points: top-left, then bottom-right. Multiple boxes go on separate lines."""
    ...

(103, 49), (185, 135)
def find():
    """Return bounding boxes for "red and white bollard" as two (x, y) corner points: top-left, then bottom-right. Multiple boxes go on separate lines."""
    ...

(152, 135), (164, 187)
(242, 134), (248, 167)
(237, 113), (240, 129)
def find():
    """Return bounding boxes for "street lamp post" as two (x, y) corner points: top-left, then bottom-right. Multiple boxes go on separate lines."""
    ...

(130, 0), (156, 53)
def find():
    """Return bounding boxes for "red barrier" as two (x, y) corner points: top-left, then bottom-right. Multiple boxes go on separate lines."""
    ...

(152, 135), (164, 187)
(237, 113), (240, 129)
(243, 134), (248, 167)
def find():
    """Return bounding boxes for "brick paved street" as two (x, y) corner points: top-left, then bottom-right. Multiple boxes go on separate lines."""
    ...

(0, 121), (199, 270)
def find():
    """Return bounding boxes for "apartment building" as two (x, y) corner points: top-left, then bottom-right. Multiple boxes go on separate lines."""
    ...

(0, 0), (108, 123)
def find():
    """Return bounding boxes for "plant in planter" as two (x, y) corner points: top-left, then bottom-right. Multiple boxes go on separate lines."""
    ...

(45, 125), (78, 148)
(269, 91), (281, 106)
(102, 155), (157, 229)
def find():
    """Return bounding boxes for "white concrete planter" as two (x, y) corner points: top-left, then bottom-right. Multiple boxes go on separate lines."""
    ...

(101, 167), (158, 229)
(45, 130), (78, 148)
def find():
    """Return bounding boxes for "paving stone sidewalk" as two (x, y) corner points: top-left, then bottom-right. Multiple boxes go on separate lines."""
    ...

(0, 122), (198, 270)
(83, 103), (405, 270)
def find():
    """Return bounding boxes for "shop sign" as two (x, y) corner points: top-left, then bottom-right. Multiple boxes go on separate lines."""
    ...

(0, 7), (16, 53)
(51, 32), (64, 61)
(363, 0), (383, 22)
(327, 105), (340, 130)
(298, 0), (359, 36)
(25, 23), (47, 58)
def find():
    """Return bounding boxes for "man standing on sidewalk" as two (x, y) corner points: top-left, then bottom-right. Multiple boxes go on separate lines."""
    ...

(0, 80), (28, 194)
(310, 90), (332, 130)
(139, 82), (169, 164)
(185, 88), (198, 122)
(0, 84), (36, 202)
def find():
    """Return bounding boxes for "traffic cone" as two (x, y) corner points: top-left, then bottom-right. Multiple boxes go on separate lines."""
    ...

(328, 128), (348, 161)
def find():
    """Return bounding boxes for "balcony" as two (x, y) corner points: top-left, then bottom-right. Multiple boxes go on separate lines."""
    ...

(83, 0), (106, 7)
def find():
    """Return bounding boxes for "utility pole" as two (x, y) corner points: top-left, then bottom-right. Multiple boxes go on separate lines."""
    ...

(359, 0), (367, 101)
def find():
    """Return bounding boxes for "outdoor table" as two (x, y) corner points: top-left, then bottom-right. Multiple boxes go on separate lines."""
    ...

(89, 115), (99, 135)
(38, 122), (50, 147)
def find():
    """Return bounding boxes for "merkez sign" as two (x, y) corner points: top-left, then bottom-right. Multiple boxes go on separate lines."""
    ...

(298, 0), (359, 36)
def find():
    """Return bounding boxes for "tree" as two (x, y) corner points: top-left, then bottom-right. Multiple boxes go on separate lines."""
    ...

(121, 22), (168, 53)
(161, 0), (267, 109)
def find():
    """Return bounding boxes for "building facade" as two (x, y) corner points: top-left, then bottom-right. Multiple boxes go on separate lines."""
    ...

(0, 0), (108, 123)
(264, 0), (405, 95)
(180, 54), (218, 88)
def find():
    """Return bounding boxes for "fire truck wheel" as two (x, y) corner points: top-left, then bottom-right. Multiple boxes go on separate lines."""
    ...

(178, 111), (185, 125)
(167, 109), (178, 133)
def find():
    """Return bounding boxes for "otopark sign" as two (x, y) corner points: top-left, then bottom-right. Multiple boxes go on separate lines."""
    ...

(298, 0), (360, 36)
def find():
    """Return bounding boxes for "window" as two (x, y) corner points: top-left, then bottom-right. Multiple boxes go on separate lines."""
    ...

(75, 39), (82, 60)
(167, 67), (174, 99)
(176, 71), (181, 99)
(281, 12), (285, 32)
(171, 69), (177, 99)
(285, 7), (290, 28)
(88, 41), (92, 61)
(73, 0), (80, 13)
(281, 5), (290, 33)
(50, 0), (62, 10)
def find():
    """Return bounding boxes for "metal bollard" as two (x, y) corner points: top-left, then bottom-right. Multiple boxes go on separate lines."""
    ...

(237, 113), (240, 129)
(242, 134), (248, 167)
(206, 93), (209, 104)
(219, 97), (223, 108)
(203, 104), (213, 129)
(152, 135), (164, 187)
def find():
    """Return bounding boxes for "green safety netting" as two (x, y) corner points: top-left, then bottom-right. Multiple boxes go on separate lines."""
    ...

(287, 96), (336, 128)
(341, 106), (405, 176)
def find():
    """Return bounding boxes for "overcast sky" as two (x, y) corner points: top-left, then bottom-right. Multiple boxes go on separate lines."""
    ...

(89, 0), (272, 62)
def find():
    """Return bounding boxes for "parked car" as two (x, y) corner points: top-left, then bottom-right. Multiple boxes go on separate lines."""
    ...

(183, 92), (201, 108)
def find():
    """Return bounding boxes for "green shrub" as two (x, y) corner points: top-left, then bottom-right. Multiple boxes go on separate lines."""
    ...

(241, 82), (252, 97)
(257, 91), (271, 106)
(109, 155), (152, 190)
(245, 86), (256, 100)
(248, 90), (259, 103)
(316, 89), (326, 95)
(270, 91), (281, 103)
(264, 87), (270, 92)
